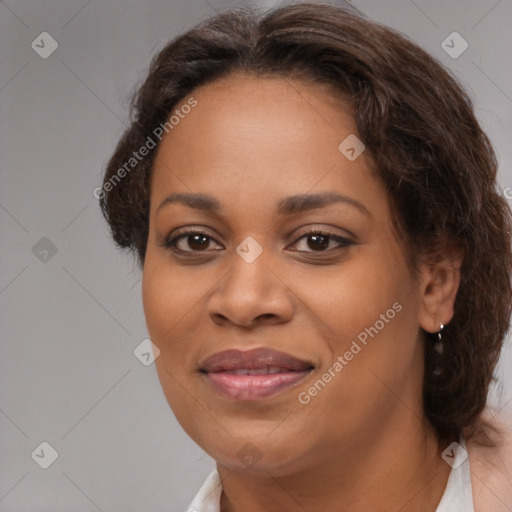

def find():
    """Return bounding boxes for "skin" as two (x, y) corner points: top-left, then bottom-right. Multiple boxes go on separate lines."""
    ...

(142, 73), (463, 512)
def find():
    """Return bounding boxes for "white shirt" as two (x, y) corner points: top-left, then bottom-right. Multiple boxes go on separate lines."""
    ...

(186, 441), (474, 512)
(436, 438), (474, 511)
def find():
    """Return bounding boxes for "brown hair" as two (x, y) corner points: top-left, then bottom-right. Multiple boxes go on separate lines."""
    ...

(100, 2), (512, 444)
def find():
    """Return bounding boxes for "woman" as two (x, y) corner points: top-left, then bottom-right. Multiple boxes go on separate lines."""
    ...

(99, 3), (512, 510)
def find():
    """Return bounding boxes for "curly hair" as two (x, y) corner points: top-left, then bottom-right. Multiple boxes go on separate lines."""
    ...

(99, 2), (512, 444)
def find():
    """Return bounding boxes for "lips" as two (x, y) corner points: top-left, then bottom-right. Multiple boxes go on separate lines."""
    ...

(199, 348), (313, 400)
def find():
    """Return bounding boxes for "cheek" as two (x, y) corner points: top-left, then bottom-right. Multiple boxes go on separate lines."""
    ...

(142, 262), (202, 422)
(293, 286), (420, 442)
(142, 257), (201, 341)
(141, 255), (223, 383)
(142, 262), (193, 380)
(142, 263), (173, 341)
(308, 251), (409, 343)
(311, 246), (420, 387)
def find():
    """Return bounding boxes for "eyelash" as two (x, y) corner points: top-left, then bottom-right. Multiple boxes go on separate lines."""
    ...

(162, 226), (354, 256)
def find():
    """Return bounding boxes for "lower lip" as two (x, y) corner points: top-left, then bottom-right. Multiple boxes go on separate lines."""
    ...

(204, 370), (311, 400)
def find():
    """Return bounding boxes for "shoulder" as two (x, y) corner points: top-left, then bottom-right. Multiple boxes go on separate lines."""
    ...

(466, 407), (512, 512)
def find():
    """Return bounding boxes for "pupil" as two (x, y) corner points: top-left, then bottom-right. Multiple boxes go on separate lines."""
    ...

(308, 234), (329, 250)
(189, 234), (209, 250)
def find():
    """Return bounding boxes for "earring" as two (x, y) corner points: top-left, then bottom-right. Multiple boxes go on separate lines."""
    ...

(434, 323), (444, 355)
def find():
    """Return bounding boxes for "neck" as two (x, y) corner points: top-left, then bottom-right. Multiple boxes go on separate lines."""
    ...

(218, 415), (454, 512)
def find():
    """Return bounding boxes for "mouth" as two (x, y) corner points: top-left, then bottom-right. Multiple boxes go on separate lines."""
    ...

(199, 347), (314, 401)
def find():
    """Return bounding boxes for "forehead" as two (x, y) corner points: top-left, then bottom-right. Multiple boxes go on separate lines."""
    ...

(173, 72), (356, 146)
(150, 73), (384, 221)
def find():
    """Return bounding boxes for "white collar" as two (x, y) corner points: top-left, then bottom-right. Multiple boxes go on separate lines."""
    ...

(186, 469), (222, 512)
(435, 438), (474, 511)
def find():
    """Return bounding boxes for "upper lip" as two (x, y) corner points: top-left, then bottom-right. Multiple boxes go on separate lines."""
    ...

(199, 348), (314, 373)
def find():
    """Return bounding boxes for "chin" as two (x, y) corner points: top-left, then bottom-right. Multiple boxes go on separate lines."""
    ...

(191, 424), (312, 475)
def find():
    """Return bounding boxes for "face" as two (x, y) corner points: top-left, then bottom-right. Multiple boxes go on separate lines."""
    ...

(142, 74), (428, 475)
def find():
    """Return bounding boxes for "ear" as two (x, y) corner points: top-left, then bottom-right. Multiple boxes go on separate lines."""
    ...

(417, 244), (464, 334)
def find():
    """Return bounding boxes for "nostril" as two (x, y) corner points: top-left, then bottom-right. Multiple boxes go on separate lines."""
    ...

(257, 313), (276, 321)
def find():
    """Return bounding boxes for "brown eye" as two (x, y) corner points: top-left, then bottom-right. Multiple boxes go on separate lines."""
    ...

(182, 233), (210, 251)
(289, 230), (353, 253)
(306, 234), (330, 251)
(165, 230), (223, 253)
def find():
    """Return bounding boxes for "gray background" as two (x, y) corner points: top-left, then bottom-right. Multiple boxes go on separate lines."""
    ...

(1, 0), (511, 510)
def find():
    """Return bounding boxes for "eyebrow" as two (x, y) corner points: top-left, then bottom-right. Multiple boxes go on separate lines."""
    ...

(156, 191), (370, 217)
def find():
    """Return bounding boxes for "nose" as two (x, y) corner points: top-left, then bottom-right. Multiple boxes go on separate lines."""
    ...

(207, 248), (295, 329)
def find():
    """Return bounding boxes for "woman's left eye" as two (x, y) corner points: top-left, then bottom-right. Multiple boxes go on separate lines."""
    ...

(288, 231), (353, 253)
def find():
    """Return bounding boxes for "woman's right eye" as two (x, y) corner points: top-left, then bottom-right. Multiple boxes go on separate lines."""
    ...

(164, 230), (224, 253)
